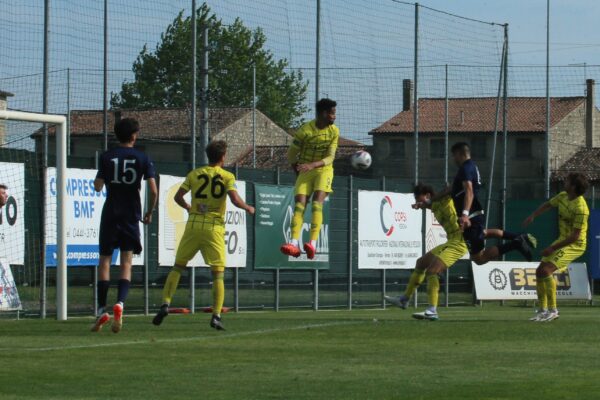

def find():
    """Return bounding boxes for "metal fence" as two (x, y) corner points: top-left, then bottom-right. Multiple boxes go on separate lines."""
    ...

(1, 1), (599, 317)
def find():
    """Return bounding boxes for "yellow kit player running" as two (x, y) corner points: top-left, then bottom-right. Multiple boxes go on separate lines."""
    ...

(152, 141), (255, 330)
(280, 98), (339, 259)
(385, 184), (468, 320)
(523, 172), (589, 322)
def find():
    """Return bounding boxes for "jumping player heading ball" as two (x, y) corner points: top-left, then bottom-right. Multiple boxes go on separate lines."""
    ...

(280, 98), (339, 260)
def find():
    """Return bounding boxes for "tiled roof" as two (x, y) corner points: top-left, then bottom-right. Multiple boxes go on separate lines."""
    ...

(370, 97), (586, 135)
(37, 107), (253, 140)
(552, 148), (600, 181)
(233, 143), (364, 173)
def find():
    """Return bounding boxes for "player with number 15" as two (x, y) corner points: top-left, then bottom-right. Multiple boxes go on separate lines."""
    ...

(92, 118), (158, 333)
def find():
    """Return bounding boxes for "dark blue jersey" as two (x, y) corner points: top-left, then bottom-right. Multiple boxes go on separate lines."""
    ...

(451, 158), (483, 214)
(96, 146), (155, 222)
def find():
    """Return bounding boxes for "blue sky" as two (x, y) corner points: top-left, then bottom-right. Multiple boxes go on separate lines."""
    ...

(1, 0), (600, 144)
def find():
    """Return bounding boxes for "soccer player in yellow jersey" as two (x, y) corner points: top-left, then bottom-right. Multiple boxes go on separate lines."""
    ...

(523, 172), (589, 322)
(152, 141), (255, 330)
(280, 98), (339, 259)
(385, 184), (468, 320)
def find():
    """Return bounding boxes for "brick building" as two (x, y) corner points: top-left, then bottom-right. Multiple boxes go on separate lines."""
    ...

(369, 79), (600, 198)
(35, 107), (292, 166)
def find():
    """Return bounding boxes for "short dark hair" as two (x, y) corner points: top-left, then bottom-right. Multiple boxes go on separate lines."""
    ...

(0, 184), (8, 190)
(413, 182), (435, 197)
(316, 98), (337, 114)
(206, 140), (228, 164)
(451, 142), (470, 156)
(114, 118), (140, 143)
(567, 172), (589, 196)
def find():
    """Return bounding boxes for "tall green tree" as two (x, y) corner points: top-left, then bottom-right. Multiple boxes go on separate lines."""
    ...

(111, 3), (308, 129)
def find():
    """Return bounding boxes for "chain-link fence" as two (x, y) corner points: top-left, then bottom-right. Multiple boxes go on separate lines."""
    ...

(1, 1), (599, 317)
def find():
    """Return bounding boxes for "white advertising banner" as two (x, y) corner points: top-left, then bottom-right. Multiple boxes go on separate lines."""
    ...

(473, 262), (591, 300)
(357, 191), (422, 269)
(45, 167), (145, 266)
(0, 162), (25, 264)
(425, 208), (468, 259)
(0, 259), (21, 311)
(158, 174), (247, 268)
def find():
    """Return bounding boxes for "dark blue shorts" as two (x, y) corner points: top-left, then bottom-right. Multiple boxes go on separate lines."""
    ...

(99, 217), (142, 256)
(463, 216), (485, 255)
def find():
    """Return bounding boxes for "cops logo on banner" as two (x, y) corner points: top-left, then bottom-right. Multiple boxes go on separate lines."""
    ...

(357, 191), (422, 269)
(0, 162), (25, 265)
(0, 259), (21, 311)
(158, 174), (247, 268)
(45, 168), (145, 266)
(473, 262), (591, 300)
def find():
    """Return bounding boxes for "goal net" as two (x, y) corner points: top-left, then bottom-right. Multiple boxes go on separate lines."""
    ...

(0, 110), (68, 320)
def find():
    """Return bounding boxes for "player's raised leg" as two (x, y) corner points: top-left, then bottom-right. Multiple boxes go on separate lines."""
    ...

(281, 194), (307, 258)
(385, 254), (431, 309)
(91, 254), (112, 332)
(305, 190), (329, 259)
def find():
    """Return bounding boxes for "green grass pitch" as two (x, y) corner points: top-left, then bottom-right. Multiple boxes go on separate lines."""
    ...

(2, 306), (600, 400)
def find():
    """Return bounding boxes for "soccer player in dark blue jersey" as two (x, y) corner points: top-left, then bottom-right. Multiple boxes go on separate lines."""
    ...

(449, 142), (535, 264)
(91, 118), (158, 333)
(429, 142), (535, 266)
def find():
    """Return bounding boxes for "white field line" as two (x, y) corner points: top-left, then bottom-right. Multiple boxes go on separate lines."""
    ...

(7, 320), (362, 353)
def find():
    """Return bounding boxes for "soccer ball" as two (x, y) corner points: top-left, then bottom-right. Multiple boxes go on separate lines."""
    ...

(350, 150), (372, 170)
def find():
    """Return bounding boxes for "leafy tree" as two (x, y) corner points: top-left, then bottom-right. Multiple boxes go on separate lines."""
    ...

(111, 3), (308, 129)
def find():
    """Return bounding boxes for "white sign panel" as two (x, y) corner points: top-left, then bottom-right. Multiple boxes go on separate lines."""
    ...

(0, 259), (21, 310)
(425, 208), (468, 259)
(357, 191), (422, 269)
(45, 167), (145, 266)
(158, 174), (247, 268)
(473, 262), (591, 300)
(0, 162), (25, 264)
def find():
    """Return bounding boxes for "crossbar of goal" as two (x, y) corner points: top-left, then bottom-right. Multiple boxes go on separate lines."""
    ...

(0, 110), (68, 321)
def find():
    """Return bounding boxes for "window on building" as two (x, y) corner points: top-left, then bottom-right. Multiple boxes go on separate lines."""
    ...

(389, 139), (405, 158)
(429, 138), (445, 159)
(515, 138), (532, 159)
(471, 137), (487, 158)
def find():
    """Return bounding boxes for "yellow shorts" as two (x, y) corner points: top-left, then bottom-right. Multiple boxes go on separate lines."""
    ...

(430, 238), (468, 268)
(175, 217), (226, 271)
(295, 167), (334, 196)
(541, 240), (586, 271)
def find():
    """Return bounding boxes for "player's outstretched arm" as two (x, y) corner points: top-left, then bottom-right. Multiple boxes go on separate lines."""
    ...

(522, 201), (552, 227)
(174, 187), (191, 212)
(143, 178), (158, 224)
(228, 190), (255, 215)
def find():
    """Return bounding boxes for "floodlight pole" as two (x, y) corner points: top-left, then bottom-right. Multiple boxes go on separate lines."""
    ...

(413, 3), (419, 184)
(545, 0), (551, 199)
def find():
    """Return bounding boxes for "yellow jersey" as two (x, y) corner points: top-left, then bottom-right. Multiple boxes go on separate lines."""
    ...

(549, 191), (589, 245)
(180, 165), (236, 225)
(431, 195), (463, 241)
(288, 120), (339, 167)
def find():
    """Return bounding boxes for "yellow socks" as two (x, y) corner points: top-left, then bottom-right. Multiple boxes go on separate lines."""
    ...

(536, 276), (548, 310)
(404, 269), (426, 298)
(309, 202), (323, 242)
(426, 274), (440, 309)
(212, 271), (225, 317)
(162, 265), (186, 305)
(291, 202), (305, 242)
(543, 275), (557, 310)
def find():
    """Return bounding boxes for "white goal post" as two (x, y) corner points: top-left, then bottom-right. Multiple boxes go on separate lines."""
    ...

(0, 110), (68, 321)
